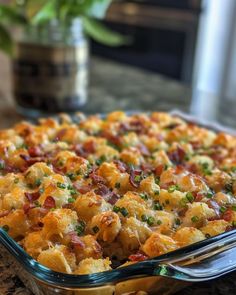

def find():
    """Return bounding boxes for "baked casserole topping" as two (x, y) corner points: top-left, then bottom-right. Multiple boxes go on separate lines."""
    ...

(0, 111), (236, 274)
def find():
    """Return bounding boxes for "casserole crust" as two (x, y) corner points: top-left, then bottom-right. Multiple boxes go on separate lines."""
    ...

(0, 111), (236, 275)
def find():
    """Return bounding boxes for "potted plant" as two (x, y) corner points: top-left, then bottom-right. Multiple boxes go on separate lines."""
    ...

(0, 0), (127, 116)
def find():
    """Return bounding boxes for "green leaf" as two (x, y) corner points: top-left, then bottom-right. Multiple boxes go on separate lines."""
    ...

(0, 24), (13, 55)
(80, 0), (113, 19)
(31, 0), (57, 25)
(0, 4), (27, 25)
(24, 0), (49, 20)
(83, 17), (130, 46)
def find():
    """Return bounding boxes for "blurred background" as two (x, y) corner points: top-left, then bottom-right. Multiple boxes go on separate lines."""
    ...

(0, 0), (235, 129)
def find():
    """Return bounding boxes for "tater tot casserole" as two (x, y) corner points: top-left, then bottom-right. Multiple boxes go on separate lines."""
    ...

(1, 111), (236, 275)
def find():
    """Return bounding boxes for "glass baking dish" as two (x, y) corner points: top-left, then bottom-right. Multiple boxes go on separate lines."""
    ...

(1, 110), (236, 295)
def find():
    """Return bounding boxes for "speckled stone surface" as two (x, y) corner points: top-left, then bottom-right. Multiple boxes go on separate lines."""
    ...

(0, 54), (236, 295)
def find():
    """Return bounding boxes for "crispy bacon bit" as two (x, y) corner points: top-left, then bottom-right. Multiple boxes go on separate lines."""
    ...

(165, 123), (180, 130)
(168, 146), (186, 165)
(222, 209), (233, 222)
(190, 141), (202, 150)
(25, 191), (40, 203)
(154, 164), (165, 177)
(185, 163), (198, 174)
(101, 131), (122, 147)
(140, 162), (153, 175)
(194, 192), (204, 202)
(28, 146), (43, 157)
(69, 232), (85, 248)
(119, 120), (145, 134)
(74, 144), (86, 158)
(129, 253), (148, 262)
(129, 169), (143, 188)
(54, 128), (67, 141)
(0, 210), (10, 218)
(107, 192), (120, 205)
(43, 196), (56, 209)
(90, 173), (106, 185)
(114, 160), (128, 173)
(207, 200), (220, 218)
(94, 184), (110, 196)
(83, 140), (96, 153)
(73, 182), (91, 194)
(95, 183), (120, 205)
(74, 141), (96, 158)
(23, 203), (36, 214)
(20, 154), (45, 166)
(137, 144), (150, 157)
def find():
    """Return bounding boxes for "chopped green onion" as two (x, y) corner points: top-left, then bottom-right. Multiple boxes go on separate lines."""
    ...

(147, 216), (155, 226)
(153, 202), (163, 211)
(35, 179), (42, 187)
(140, 193), (148, 200)
(115, 182), (121, 189)
(156, 220), (162, 225)
(191, 216), (199, 223)
(68, 198), (75, 203)
(168, 185), (179, 193)
(14, 178), (19, 184)
(175, 218), (181, 226)
(120, 207), (129, 217)
(66, 172), (76, 181)
(76, 221), (86, 236)
(134, 175), (141, 182)
(141, 214), (148, 222)
(232, 205), (236, 211)
(57, 182), (66, 189)
(92, 225), (99, 234)
(186, 192), (194, 203)
(113, 206), (120, 213)
(220, 206), (227, 214)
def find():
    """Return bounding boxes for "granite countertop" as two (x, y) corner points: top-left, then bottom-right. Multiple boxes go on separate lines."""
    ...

(0, 55), (236, 295)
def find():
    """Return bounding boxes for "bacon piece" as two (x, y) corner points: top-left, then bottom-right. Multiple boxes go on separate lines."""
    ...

(168, 146), (186, 165)
(194, 192), (204, 202)
(28, 146), (43, 157)
(20, 154), (45, 166)
(140, 162), (153, 175)
(23, 203), (36, 214)
(69, 232), (85, 248)
(95, 184), (120, 205)
(25, 191), (40, 202)
(90, 173), (106, 185)
(137, 144), (150, 157)
(129, 169), (143, 188)
(74, 141), (96, 158)
(207, 200), (220, 218)
(83, 140), (96, 154)
(114, 160), (128, 173)
(43, 196), (56, 209)
(94, 184), (110, 196)
(154, 164), (165, 177)
(107, 192), (120, 205)
(102, 132), (122, 147)
(0, 210), (10, 218)
(119, 120), (145, 134)
(222, 209), (233, 222)
(129, 253), (148, 262)
(73, 182), (91, 194)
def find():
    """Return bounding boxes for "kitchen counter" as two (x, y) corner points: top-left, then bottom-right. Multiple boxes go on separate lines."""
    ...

(1, 55), (236, 295)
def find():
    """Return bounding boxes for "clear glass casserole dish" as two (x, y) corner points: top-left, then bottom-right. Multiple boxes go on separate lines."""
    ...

(1, 110), (236, 295)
